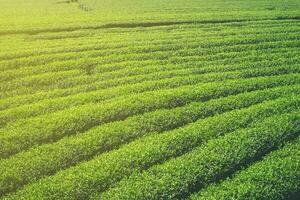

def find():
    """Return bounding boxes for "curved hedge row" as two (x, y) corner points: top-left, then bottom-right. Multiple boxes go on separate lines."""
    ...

(1, 20), (298, 60)
(1, 49), (298, 111)
(1, 5), (300, 199)
(2, 39), (299, 98)
(191, 136), (300, 200)
(99, 110), (300, 200)
(1, 27), (299, 72)
(1, 74), (299, 159)
(1, 63), (299, 127)
(0, 85), (298, 195)
(3, 96), (300, 199)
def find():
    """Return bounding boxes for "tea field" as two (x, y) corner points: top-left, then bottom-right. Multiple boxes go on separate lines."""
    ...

(0, 0), (300, 199)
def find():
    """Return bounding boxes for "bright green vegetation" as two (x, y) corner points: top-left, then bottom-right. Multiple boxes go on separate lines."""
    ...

(1, 89), (299, 196)
(0, 0), (299, 199)
(2, 96), (299, 199)
(191, 136), (300, 200)
(99, 111), (300, 199)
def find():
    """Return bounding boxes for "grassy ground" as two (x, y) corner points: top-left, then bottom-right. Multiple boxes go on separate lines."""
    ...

(0, 0), (299, 199)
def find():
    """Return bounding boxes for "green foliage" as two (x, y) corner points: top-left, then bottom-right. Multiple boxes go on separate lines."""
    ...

(0, 86), (298, 196)
(1, 74), (299, 159)
(100, 111), (300, 199)
(1, 64), (300, 127)
(1, 0), (300, 199)
(3, 97), (300, 199)
(1, 49), (299, 111)
(191, 136), (300, 200)
(79, 58), (96, 75)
